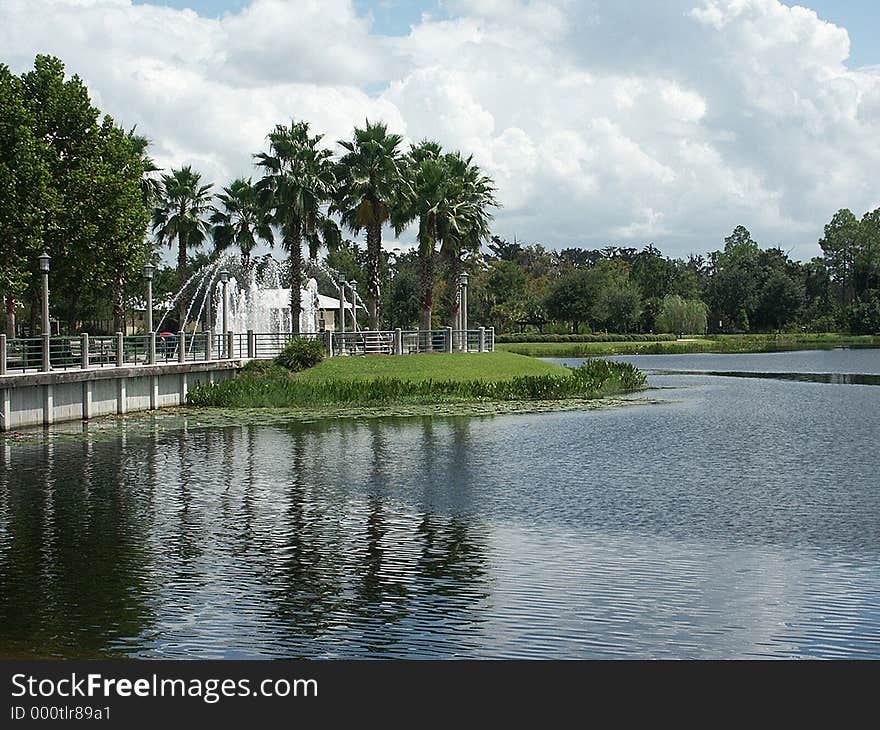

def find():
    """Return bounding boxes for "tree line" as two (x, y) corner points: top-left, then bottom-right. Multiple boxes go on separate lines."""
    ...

(2, 55), (878, 337)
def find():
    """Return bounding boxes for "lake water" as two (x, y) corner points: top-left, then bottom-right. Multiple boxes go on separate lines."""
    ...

(1, 348), (879, 658)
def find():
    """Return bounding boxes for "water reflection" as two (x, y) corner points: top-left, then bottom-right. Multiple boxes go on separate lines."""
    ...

(1, 349), (880, 658)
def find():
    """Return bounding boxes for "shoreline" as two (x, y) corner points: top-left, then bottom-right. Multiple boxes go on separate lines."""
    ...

(0, 395), (659, 443)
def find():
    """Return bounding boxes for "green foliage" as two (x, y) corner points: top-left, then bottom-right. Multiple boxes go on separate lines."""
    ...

(847, 291), (880, 334)
(274, 337), (325, 372)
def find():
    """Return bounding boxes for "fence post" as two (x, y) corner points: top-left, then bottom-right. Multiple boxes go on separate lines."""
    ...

(81, 333), (89, 369)
(205, 329), (213, 361)
(41, 333), (50, 372)
(148, 332), (156, 365)
(444, 326), (453, 354)
(116, 332), (124, 367)
(489, 327), (495, 352)
(394, 328), (402, 356)
(247, 330), (256, 359)
(178, 331), (186, 363)
(0, 334), (6, 376)
(227, 331), (234, 360)
(478, 327), (486, 353)
(323, 330), (333, 357)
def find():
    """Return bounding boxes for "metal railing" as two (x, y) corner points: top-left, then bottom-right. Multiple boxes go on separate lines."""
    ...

(0, 327), (495, 375)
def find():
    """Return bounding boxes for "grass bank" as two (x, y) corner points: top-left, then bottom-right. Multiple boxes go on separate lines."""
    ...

(187, 351), (646, 410)
(498, 333), (880, 358)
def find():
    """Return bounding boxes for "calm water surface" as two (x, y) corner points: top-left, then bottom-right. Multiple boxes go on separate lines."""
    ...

(1, 348), (879, 658)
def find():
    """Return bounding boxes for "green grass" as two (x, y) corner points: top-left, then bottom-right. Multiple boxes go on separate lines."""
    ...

(187, 352), (646, 409)
(297, 351), (567, 382)
(499, 333), (880, 358)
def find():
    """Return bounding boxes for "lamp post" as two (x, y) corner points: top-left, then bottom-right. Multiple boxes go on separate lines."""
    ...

(338, 279), (347, 335)
(219, 270), (229, 357)
(460, 272), (469, 334)
(39, 252), (51, 335)
(39, 252), (50, 371)
(349, 281), (358, 332)
(143, 263), (154, 335)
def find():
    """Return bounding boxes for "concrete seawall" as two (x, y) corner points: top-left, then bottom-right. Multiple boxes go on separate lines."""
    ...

(0, 360), (241, 432)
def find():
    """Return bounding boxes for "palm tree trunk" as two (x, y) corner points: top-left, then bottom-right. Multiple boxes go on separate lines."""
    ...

(366, 219), (382, 329)
(288, 225), (302, 335)
(419, 221), (436, 331)
(5, 294), (16, 337)
(178, 230), (188, 328)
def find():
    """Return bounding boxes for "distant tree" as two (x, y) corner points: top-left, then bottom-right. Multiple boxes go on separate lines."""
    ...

(593, 280), (642, 333)
(820, 209), (860, 307)
(544, 269), (596, 333)
(656, 295), (708, 334)
(848, 290), (880, 334)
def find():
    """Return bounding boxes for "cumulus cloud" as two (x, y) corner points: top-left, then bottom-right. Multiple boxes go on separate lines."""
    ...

(2, 0), (879, 259)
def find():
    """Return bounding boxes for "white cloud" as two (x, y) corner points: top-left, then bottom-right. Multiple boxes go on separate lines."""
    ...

(2, 0), (880, 259)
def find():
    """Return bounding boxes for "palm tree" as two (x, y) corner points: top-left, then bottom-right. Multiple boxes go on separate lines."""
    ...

(335, 120), (407, 329)
(393, 140), (450, 330)
(439, 152), (497, 328)
(210, 178), (274, 280)
(254, 120), (338, 334)
(151, 165), (214, 326)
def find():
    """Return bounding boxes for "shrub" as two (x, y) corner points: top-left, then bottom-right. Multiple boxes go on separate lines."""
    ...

(274, 337), (325, 372)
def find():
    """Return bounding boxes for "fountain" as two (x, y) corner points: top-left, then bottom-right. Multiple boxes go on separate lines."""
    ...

(157, 254), (326, 337)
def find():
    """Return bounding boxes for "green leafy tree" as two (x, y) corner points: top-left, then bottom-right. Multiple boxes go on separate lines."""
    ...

(593, 280), (642, 333)
(0, 63), (52, 335)
(151, 166), (214, 326)
(544, 269), (597, 333)
(335, 120), (407, 328)
(255, 120), (338, 333)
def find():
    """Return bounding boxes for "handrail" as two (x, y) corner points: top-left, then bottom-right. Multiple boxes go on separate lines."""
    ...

(0, 327), (495, 374)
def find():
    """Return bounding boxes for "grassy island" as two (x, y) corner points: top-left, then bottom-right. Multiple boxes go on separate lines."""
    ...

(187, 351), (645, 413)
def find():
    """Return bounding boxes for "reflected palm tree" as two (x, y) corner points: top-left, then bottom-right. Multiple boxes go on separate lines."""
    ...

(266, 428), (342, 646)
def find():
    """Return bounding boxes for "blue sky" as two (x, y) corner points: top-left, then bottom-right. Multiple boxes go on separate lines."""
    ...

(135, 0), (878, 66)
